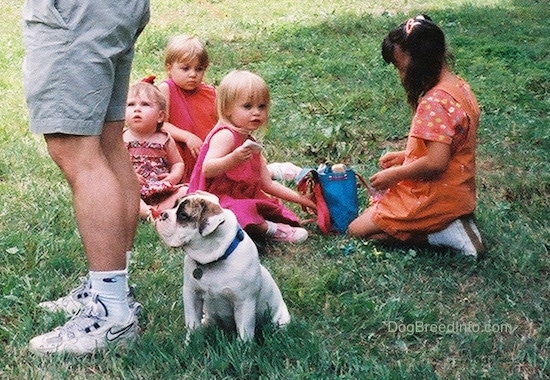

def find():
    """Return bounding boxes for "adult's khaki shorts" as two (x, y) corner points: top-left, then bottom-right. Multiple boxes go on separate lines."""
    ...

(22, 0), (150, 135)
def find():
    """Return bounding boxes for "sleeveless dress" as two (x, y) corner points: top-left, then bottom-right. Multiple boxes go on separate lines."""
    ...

(125, 130), (181, 204)
(372, 76), (480, 241)
(163, 78), (217, 182)
(188, 124), (301, 229)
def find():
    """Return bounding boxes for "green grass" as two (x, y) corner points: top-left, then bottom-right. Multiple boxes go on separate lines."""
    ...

(1, 0), (549, 378)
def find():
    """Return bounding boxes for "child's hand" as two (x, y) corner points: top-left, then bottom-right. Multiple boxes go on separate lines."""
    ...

(136, 173), (147, 186)
(379, 151), (405, 169)
(157, 172), (171, 183)
(369, 167), (400, 191)
(157, 172), (180, 185)
(184, 133), (203, 158)
(233, 145), (255, 162)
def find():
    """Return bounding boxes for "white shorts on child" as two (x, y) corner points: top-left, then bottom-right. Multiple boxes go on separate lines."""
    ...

(22, 0), (150, 135)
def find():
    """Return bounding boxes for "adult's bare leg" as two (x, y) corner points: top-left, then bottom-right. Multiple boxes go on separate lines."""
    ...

(29, 130), (140, 354)
(44, 132), (129, 271)
(100, 121), (140, 253)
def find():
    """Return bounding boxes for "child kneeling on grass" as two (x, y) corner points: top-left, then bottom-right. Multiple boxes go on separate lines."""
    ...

(348, 15), (485, 258)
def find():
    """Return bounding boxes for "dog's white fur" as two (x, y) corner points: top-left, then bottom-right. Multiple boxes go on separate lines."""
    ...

(154, 191), (290, 341)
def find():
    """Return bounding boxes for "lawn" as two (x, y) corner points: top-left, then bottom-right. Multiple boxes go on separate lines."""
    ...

(1, 0), (549, 379)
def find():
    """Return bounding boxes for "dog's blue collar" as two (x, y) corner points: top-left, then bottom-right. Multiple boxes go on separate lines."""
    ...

(192, 227), (245, 280)
(219, 226), (244, 261)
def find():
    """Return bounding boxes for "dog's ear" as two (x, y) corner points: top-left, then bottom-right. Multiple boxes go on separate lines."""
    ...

(200, 212), (225, 236)
(194, 190), (220, 205)
(198, 200), (225, 236)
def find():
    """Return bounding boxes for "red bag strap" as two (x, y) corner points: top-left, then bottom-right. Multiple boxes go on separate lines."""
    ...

(354, 172), (375, 197)
(296, 170), (332, 234)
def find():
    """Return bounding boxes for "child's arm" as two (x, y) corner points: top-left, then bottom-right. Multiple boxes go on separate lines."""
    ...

(259, 157), (317, 210)
(162, 122), (203, 158)
(201, 129), (256, 178)
(370, 141), (451, 190)
(158, 81), (172, 119)
(158, 135), (185, 185)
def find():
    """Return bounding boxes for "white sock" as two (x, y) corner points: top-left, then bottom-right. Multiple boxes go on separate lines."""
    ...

(126, 250), (132, 269)
(265, 221), (278, 236)
(89, 270), (131, 323)
(125, 250), (132, 293)
(427, 218), (482, 257)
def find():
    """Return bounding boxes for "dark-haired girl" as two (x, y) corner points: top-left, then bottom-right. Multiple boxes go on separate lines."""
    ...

(348, 15), (485, 258)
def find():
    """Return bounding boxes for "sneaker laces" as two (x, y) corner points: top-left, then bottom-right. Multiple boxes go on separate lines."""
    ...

(70, 277), (92, 299)
(57, 296), (108, 337)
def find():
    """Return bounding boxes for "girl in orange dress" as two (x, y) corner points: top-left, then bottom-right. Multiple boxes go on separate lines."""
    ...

(348, 15), (485, 258)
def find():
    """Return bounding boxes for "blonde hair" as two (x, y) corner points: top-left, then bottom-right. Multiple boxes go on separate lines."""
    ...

(164, 34), (209, 69)
(127, 82), (167, 130)
(216, 70), (270, 124)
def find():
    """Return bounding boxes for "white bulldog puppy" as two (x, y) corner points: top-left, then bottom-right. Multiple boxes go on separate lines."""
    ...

(154, 191), (290, 341)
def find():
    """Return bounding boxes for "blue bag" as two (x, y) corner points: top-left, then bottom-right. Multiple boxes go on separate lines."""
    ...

(318, 166), (360, 234)
(298, 165), (367, 234)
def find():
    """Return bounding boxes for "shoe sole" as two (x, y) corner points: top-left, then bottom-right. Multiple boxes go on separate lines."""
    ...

(459, 215), (485, 258)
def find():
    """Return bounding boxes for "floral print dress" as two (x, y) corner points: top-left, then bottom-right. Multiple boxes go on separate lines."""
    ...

(125, 130), (180, 204)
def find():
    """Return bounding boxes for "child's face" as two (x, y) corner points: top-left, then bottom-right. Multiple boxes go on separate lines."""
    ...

(225, 94), (268, 133)
(126, 94), (165, 134)
(167, 57), (207, 92)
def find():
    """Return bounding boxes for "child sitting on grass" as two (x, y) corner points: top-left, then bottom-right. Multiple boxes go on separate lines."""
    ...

(158, 35), (218, 183)
(188, 70), (316, 243)
(124, 81), (188, 219)
(158, 34), (303, 184)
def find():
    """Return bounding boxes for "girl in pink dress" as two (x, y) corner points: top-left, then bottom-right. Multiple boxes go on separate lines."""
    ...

(348, 15), (484, 258)
(158, 35), (218, 183)
(158, 35), (302, 184)
(189, 70), (316, 243)
(124, 82), (188, 219)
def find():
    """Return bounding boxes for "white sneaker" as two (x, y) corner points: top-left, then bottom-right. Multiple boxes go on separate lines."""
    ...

(271, 223), (309, 243)
(39, 277), (92, 316)
(29, 296), (139, 355)
(427, 215), (485, 258)
(39, 277), (140, 317)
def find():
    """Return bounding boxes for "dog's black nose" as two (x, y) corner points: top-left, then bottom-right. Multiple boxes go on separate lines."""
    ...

(160, 212), (169, 221)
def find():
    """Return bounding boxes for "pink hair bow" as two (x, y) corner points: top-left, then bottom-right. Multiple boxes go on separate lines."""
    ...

(405, 15), (425, 35)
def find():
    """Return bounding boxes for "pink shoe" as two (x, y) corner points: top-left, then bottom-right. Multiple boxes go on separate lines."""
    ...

(271, 223), (308, 243)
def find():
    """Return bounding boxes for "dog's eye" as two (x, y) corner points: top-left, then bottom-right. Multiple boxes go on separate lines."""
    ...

(177, 210), (190, 220)
(178, 214), (191, 222)
(176, 208), (193, 223)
